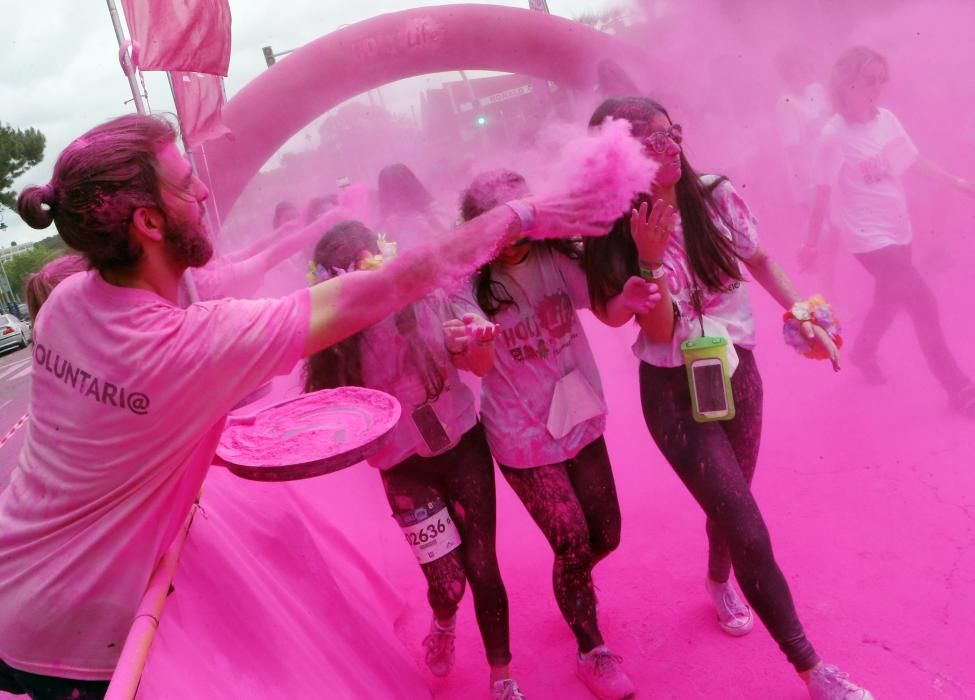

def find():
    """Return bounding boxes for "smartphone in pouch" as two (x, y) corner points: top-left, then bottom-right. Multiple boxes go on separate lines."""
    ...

(411, 404), (452, 453)
(689, 358), (731, 419)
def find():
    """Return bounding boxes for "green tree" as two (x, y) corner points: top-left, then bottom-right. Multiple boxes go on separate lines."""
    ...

(3, 241), (67, 298)
(0, 123), (46, 210)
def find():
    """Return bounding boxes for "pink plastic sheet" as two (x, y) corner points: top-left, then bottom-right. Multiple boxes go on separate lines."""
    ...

(120, 0), (231, 76)
(136, 466), (430, 699)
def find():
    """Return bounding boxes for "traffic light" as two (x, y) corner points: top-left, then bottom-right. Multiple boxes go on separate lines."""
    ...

(262, 46), (275, 67)
(476, 115), (488, 126)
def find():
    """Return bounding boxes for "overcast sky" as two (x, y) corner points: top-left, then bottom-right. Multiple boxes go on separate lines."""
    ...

(0, 0), (613, 246)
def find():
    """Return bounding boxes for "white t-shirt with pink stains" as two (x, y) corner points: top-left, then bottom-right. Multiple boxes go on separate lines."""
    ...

(633, 178), (760, 371)
(0, 271), (310, 680)
(474, 246), (606, 469)
(815, 108), (919, 254)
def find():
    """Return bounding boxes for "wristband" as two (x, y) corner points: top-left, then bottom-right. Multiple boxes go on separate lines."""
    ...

(639, 264), (666, 280)
(504, 199), (536, 233)
(782, 294), (843, 360)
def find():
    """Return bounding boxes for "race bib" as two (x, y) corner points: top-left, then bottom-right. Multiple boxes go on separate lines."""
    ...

(398, 504), (462, 564)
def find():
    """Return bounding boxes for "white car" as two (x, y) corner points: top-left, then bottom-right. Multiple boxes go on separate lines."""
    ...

(0, 314), (31, 353)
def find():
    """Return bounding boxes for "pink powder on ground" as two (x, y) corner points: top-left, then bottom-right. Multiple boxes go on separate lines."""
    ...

(218, 387), (401, 466)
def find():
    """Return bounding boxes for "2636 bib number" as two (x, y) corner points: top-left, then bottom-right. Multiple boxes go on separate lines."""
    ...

(400, 509), (462, 564)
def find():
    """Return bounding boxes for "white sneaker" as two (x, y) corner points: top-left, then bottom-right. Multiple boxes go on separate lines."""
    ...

(422, 616), (456, 677)
(706, 578), (754, 637)
(491, 678), (526, 700)
(807, 664), (874, 700)
(576, 645), (636, 700)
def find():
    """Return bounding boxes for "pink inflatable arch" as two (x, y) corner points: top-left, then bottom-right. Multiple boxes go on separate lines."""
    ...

(203, 4), (646, 218)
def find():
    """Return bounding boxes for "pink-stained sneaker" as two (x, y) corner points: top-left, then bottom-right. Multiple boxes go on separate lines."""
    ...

(491, 678), (527, 700)
(576, 645), (636, 700)
(422, 616), (456, 677)
(807, 664), (874, 700)
(706, 578), (755, 637)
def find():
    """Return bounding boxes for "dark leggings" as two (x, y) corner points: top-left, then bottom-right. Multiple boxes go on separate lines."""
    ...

(639, 349), (819, 673)
(498, 436), (621, 653)
(0, 659), (107, 700)
(854, 243), (969, 394)
(381, 423), (511, 666)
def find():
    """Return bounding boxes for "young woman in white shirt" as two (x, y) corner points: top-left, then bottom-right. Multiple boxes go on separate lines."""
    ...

(800, 46), (975, 413)
(582, 96), (872, 700)
(460, 170), (637, 700)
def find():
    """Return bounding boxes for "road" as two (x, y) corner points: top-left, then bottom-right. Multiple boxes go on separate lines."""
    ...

(0, 345), (33, 490)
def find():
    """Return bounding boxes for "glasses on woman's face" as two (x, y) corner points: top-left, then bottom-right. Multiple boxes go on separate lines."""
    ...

(639, 123), (683, 155)
(858, 72), (887, 88)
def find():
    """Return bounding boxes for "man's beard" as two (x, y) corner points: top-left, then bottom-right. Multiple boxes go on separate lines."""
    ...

(163, 213), (213, 268)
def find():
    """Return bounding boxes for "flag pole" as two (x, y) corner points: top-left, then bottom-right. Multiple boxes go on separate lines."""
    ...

(106, 0), (148, 114)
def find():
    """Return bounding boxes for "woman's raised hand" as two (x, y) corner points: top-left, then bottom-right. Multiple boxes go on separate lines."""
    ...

(630, 199), (678, 263)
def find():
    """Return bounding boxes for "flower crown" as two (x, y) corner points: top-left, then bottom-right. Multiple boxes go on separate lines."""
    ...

(306, 233), (398, 286)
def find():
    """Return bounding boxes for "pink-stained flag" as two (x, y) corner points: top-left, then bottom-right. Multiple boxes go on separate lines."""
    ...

(170, 72), (231, 149)
(121, 0), (232, 76)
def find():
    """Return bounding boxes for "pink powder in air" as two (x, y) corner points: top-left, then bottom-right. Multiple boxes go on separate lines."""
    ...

(541, 117), (659, 228)
(218, 387), (401, 467)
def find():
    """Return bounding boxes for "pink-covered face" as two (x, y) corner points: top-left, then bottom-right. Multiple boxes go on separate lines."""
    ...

(156, 142), (209, 225)
(845, 59), (887, 121)
(633, 113), (683, 191)
(153, 142), (214, 267)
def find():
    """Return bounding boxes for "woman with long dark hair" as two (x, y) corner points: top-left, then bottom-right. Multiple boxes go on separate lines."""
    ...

(304, 220), (525, 700)
(582, 97), (872, 700)
(800, 46), (975, 412)
(460, 170), (645, 700)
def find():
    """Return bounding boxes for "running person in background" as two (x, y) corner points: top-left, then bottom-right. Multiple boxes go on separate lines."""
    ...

(460, 170), (637, 700)
(800, 46), (975, 413)
(0, 113), (603, 700)
(582, 97), (873, 700)
(304, 221), (524, 700)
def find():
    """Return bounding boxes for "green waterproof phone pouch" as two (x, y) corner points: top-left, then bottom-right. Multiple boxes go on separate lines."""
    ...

(680, 335), (735, 423)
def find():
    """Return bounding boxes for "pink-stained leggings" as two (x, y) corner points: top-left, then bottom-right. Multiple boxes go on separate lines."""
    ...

(0, 658), (107, 700)
(498, 436), (622, 654)
(380, 423), (512, 666)
(639, 348), (820, 673)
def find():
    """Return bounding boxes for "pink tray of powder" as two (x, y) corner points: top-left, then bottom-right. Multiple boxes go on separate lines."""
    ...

(216, 387), (401, 481)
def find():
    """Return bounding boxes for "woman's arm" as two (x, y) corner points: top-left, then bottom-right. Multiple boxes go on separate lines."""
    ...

(744, 245), (802, 309)
(911, 156), (975, 194)
(627, 200), (678, 342)
(745, 245), (841, 370)
(798, 185), (831, 271)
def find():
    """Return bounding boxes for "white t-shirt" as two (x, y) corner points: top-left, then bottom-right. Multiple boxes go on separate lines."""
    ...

(0, 271), (310, 680)
(358, 291), (477, 470)
(815, 108), (919, 254)
(633, 178), (760, 371)
(471, 246), (606, 469)
(775, 83), (831, 204)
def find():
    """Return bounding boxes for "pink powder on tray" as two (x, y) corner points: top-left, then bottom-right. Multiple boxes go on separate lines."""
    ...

(218, 387), (401, 467)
